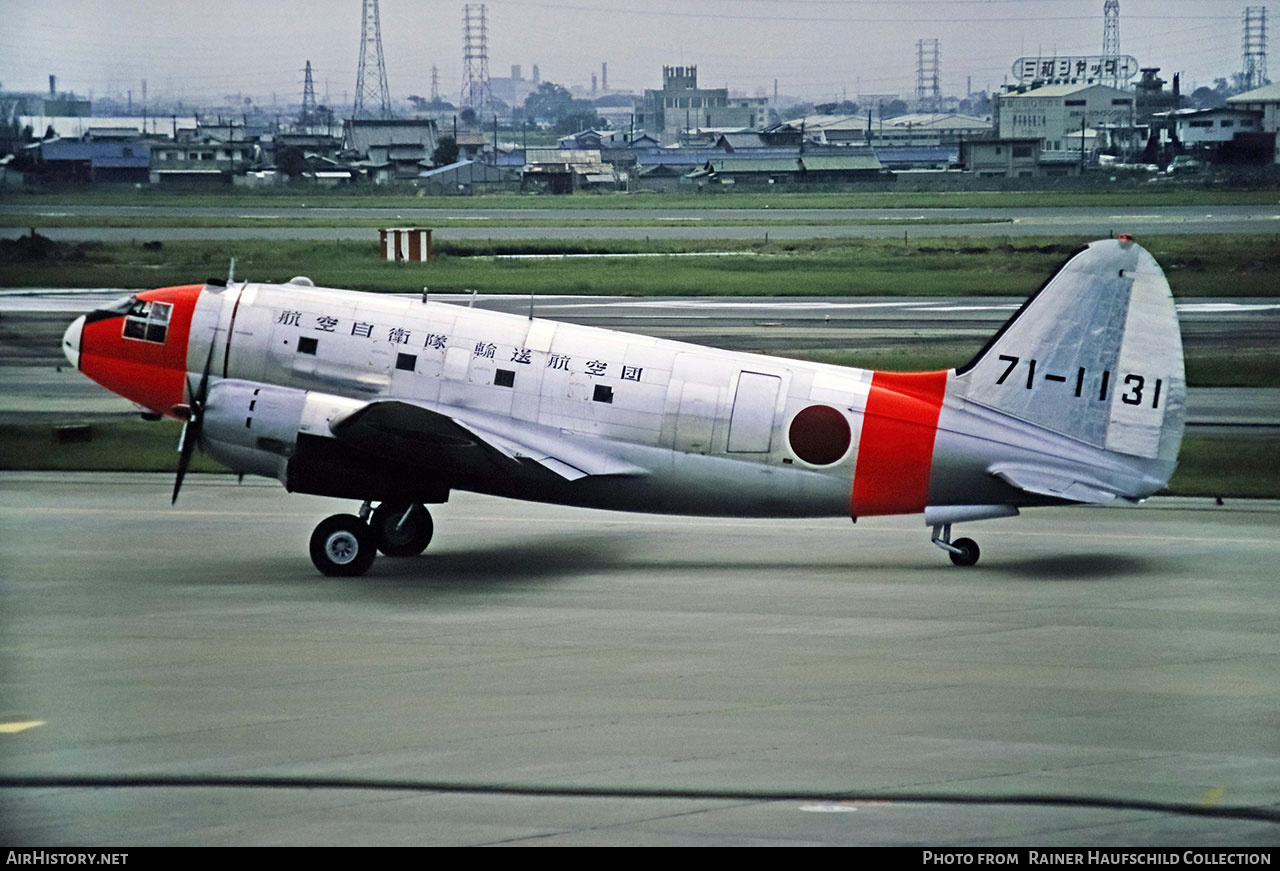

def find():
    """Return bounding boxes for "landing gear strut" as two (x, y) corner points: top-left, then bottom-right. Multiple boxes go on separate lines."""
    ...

(309, 502), (433, 576)
(931, 523), (980, 567)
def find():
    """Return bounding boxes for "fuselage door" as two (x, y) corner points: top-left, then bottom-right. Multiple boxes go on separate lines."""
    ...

(727, 371), (782, 452)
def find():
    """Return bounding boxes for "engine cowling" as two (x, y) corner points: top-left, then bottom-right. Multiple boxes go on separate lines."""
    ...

(201, 380), (309, 481)
(200, 380), (450, 503)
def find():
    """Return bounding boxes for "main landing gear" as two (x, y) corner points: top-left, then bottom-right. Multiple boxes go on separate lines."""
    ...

(931, 523), (980, 567)
(309, 501), (434, 577)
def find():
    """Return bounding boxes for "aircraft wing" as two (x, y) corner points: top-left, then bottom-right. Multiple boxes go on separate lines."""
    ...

(988, 462), (1121, 505)
(329, 399), (649, 482)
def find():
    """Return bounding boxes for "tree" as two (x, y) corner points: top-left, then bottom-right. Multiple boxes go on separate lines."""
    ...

(523, 81), (600, 130)
(553, 110), (603, 136)
(431, 135), (459, 167)
(882, 99), (908, 118)
(459, 107), (477, 127)
(276, 146), (307, 179)
(524, 81), (576, 124)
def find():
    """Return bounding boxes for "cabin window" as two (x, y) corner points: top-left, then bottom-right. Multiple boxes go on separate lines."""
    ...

(122, 299), (171, 344)
(593, 384), (613, 404)
(396, 352), (417, 371)
(494, 368), (515, 387)
(298, 337), (319, 355)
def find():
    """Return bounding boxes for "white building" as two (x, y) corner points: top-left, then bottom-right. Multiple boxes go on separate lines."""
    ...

(1226, 82), (1280, 163)
(1163, 108), (1263, 147)
(996, 83), (1135, 157)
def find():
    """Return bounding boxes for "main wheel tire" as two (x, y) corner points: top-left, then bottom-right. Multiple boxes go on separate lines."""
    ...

(370, 502), (434, 557)
(948, 537), (980, 567)
(310, 514), (377, 577)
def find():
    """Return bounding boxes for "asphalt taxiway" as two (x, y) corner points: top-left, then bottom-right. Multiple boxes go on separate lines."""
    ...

(2, 203), (1279, 240)
(1, 473), (1277, 845)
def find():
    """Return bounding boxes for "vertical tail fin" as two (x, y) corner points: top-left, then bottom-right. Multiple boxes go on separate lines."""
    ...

(945, 237), (1184, 502)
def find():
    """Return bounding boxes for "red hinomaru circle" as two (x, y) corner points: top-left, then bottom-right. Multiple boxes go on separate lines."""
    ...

(788, 405), (851, 466)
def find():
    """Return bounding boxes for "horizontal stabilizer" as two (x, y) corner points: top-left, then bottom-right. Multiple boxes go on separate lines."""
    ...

(989, 462), (1120, 505)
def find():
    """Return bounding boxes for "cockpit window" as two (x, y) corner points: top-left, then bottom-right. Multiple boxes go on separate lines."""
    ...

(122, 299), (172, 344)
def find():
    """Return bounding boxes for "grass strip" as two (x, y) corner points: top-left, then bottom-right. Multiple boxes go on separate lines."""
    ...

(3, 234), (1277, 297)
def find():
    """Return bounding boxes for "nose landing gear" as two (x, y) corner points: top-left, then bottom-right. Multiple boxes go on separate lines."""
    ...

(931, 523), (980, 567)
(309, 501), (434, 576)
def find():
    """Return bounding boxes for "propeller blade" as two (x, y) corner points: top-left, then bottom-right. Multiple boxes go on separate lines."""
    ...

(194, 338), (215, 408)
(172, 340), (217, 504)
(172, 420), (194, 504)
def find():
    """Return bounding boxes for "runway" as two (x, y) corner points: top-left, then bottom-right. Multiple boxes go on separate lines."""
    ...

(2, 204), (1278, 240)
(1, 473), (1277, 845)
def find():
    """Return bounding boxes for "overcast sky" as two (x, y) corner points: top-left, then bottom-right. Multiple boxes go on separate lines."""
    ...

(0, 0), (1255, 108)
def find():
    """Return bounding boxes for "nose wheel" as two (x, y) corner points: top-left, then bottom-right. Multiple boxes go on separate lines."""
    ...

(931, 523), (980, 567)
(309, 502), (434, 576)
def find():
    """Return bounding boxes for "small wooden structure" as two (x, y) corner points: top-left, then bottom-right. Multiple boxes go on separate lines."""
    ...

(379, 228), (433, 262)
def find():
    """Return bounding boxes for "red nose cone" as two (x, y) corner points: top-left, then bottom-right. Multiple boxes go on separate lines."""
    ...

(80, 285), (203, 416)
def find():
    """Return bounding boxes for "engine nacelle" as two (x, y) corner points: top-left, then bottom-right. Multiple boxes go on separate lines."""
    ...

(201, 380), (309, 481)
(201, 380), (450, 503)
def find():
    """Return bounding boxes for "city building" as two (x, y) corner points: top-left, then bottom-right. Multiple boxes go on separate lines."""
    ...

(34, 136), (150, 184)
(343, 118), (439, 181)
(960, 137), (1082, 177)
(419, 159), (520, 195)
(688, 151), (885, 186)
(1226, 83), (1280, 164)
(995, 83), (1135, 158)
(636, 66), (770, 144)
(522, 148), (619, 193)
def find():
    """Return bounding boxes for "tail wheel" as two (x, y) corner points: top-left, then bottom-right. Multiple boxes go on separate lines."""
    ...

(310, 514), (377, 577)
(370, 502), (434, 557)
(948, 537), (980, 567)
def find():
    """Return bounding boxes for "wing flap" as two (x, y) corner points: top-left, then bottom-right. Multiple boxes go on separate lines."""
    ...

(331, 399), (646, 482)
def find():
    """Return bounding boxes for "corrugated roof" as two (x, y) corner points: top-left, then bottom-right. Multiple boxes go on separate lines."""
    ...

(525, 147), (603, 165)
(1227, 82), (1280, 103)
(884, 113), (990, 129)
(419, 159), (475, 177)
(345, 119), (437, 153)
(998, 83), (1125, 99)
(704, 158), (801, 173)
(800, 154), (883, 171)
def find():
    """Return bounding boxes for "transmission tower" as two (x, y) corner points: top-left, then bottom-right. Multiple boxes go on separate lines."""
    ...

(301, 60), (317, 127)
(431, 65), (440, 102)
(1243, 6), (1269, 91)
(353, 0), (392, 119)
(1103, 0), (1121, 87)
(915, 38), (940, 110)
(461, 3), (492, 112)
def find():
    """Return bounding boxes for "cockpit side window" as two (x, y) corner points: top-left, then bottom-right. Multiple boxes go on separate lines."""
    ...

(122, 299), (172, 344)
